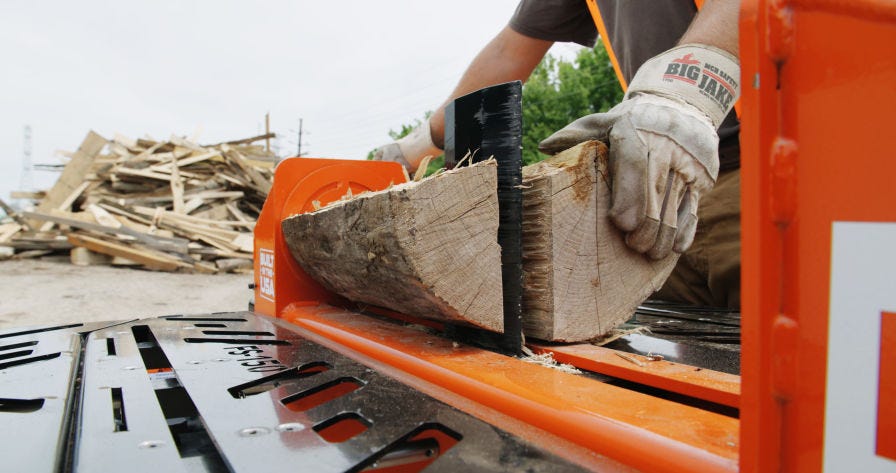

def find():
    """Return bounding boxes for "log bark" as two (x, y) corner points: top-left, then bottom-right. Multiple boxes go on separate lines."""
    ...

(521, 141), (679, 342)
(282, 161), (504, 332)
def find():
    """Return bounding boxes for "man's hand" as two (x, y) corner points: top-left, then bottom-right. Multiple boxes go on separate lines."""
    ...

(372, 119), (441, 174)
(372, 143), (414, 173)
(540, 95), (718, 259)
(539, 45), (740, 260)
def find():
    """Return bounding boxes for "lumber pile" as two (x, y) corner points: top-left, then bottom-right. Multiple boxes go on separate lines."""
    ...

(0, 130), (276, 273)
(281, 160), (504, 331)
(520, 141), (679, 342)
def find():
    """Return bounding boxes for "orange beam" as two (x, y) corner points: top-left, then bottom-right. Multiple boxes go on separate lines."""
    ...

(529, 343), (740, 409)
(282, 305), (738, 473)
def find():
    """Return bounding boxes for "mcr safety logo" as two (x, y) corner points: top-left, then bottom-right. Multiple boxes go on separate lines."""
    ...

(662, 52), (738, 112)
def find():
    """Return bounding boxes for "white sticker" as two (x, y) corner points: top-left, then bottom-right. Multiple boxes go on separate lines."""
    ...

(258, 248), (275, 303)
(824, 222), (896, 471)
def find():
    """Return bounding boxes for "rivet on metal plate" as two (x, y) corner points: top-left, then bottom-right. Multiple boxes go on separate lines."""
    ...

(138, 440), (165, 449)
(276, 423), (305, 433)
(239, 427), (271, 437)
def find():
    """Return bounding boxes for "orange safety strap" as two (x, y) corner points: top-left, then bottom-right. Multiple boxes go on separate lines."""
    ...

(585, 0), (740, 117)
(585, 0), (628, 90)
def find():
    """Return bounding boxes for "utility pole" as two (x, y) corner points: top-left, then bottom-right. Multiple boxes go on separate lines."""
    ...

(21, 125), (33, 192)
(296, 118), (304, 157)
(264, 112), (271, 153)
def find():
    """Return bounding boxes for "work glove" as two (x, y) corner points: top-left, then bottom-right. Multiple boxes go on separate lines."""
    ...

(372, 119), (442, 174)
(539, 44), (740, 260)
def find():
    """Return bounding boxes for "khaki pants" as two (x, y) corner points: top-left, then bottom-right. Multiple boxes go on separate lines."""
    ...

(654, 169), (741, 309)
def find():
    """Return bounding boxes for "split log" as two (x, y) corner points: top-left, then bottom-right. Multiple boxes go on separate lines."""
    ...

(521, 141), (679, 342)
(282, 161), (504, 332)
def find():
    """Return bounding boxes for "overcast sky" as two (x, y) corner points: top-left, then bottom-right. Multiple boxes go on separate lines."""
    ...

(0, 1), (583, 200)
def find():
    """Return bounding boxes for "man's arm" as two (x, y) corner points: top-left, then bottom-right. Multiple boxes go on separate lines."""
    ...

(429, 26), (553, 148)
(678, 0), (740, 55)
(373, 26), (552, 171)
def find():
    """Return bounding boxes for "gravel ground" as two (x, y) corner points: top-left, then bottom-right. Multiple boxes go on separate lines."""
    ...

(0, 259), (253, 329)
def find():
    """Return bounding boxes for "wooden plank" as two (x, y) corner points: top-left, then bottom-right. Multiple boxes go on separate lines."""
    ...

(226, 203), (252, 223)
(520, 141), (679, 342)
(38, 181), (91, 231)
(215, 257), (252, 272)
(282, 160), (504, 332)
(23, 210), (190, 254)
(169, 155), (185, 214)
(85, 204), (121, 228)
(0, 223), (22, 243)
(9, 191), (45, 200)
(132, 206), (254, 228)
(149, 151), (221, 172)
(111, 256), (141, 266)
(222, 147), (272, 194)
(70, 247), (113, 266)
(114, 166), (200, 181)
(30, 131), (106, 228)
(112, 132), (140, 150)
(0, 198), (31, 230)
(203, 132), (275, 148)
(13, 249), (51, 259)
(67, 233), (184, 272)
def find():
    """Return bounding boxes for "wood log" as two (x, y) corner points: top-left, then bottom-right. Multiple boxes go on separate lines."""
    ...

(520, 141), (679, 342)
(282, 161), (504, 332)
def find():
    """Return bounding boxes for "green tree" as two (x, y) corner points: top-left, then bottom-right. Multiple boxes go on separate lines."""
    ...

(373, 43), (622, 171)
(367, 112), (446, 176)
(521, 43), (622, 164)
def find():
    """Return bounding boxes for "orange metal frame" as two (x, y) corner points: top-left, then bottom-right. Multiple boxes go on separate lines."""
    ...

(253, 157), (406, 317)
(254, 156), (741, 472)
(739, 1), (896, 471)
(253, 1), (896, 471)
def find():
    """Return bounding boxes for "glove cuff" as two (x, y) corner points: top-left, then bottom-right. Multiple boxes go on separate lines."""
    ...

(397, 119), (442, 169)
(625, 44), (740, 129)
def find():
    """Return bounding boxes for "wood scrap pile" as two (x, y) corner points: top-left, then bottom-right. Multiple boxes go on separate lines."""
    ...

(0, 130), (277, 273)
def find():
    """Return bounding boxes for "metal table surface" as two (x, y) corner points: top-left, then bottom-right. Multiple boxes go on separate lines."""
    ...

(0, 313), (586, 473)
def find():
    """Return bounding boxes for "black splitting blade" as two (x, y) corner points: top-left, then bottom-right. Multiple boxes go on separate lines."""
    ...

(443, 81), (523, 355)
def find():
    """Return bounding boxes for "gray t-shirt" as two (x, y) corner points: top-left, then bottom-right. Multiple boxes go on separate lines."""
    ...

(509, 0), (740, 170)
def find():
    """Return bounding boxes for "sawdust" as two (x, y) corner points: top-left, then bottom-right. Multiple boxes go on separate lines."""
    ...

(590, 326), (652, 346)
(520, 345), (582, 374)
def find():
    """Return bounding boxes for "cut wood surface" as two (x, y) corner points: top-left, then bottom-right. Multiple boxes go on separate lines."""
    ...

(521, 141), (679, 342)
(282, 161), (504, 332)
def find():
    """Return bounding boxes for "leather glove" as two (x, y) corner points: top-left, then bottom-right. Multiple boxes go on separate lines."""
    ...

(372, 119), (442, 174)
(539, 45), (740, 259)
